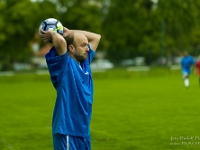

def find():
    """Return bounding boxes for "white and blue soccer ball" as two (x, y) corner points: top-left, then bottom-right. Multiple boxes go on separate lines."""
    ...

(39, 18), (63, 35)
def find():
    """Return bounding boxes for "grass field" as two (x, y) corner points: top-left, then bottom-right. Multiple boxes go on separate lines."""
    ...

(0, 68), (200, 150)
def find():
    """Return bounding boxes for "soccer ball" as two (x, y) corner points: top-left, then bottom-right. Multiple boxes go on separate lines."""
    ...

(39, 18), (63, 35)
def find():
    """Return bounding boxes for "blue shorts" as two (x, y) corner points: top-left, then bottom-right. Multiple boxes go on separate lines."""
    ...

(53, 133), (91, 150)
(182, 70), (190, 77)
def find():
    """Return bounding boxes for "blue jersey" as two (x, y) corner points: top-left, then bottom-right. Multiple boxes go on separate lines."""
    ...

(45, 45), (95, 137)
(181, 55), (195, 74)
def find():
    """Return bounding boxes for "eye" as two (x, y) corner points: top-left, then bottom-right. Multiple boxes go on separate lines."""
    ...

(81, 43), (88, 47)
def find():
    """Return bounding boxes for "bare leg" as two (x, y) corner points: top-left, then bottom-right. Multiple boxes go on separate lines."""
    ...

(183, 75), (189, 88)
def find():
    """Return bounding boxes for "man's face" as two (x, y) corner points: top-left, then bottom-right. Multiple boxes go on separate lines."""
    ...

(183, 51), (188, 57)
(73, 34), (89, 63)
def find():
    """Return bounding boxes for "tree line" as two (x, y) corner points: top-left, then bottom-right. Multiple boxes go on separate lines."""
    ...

(1, 0), (200, 70)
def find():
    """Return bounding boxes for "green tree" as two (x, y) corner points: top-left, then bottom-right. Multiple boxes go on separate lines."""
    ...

(156, 0), (197, 56)
(56, 0), (102, 39)
(0, 0), (104, 70)
(2, 0), (200, 69)
(103, 0), (158, 63)
(0, 0), (60, 70)
(103, 0), (200, 64)
(188, 0), (200, 56)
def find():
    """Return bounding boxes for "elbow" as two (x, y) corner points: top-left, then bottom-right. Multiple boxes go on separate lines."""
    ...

(94, 34), (101, 45)
(90, 34), (101, 51)
(97, 34), (101, 42)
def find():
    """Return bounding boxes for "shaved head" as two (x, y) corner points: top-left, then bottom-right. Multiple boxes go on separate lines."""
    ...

(73, 33), (88, 47)
(65, 32), (88, 49)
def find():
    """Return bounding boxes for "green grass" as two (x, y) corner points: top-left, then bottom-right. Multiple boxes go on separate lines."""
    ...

(0, 69), (200, 150)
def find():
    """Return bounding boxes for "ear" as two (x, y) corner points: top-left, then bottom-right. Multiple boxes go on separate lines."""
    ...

(68, 45), (75, 52)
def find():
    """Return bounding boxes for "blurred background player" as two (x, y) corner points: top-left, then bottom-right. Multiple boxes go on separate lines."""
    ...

(181, 51), (195, 88)
(195, 55), (200, 86)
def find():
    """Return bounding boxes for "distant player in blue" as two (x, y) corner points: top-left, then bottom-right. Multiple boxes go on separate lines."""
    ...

(181, 51), (195, 88)
(40, 27), (101, 150)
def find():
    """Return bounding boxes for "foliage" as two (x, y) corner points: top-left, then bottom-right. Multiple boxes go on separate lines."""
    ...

(103, 0), (200, 63)
(1, 0), (200, 70)
(0, 0), (63, 70)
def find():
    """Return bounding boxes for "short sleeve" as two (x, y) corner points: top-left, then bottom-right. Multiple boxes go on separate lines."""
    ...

(190, 57), (195, 65)
(86, 44), (96, 64)
(45, 47), (68, 86)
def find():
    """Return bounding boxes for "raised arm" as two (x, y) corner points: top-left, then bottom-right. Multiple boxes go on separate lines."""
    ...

(40, 27), (101, 54)
(40, 30), (67, 56)
(63, 27), (101, 51)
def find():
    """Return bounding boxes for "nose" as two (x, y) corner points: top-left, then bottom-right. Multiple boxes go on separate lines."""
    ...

(86, 46), (89, 52)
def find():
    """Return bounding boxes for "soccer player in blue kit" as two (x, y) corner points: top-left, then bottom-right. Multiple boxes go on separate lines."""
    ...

(40, 26), (101, 150)
(181, 51), (195, 88)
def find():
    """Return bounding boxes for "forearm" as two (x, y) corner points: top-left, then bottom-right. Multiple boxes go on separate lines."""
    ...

(40, 29), (67, 55)
(51, 32), (61, 47)
(75, 30), (101, 51)
(51, 32), (67, 55)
